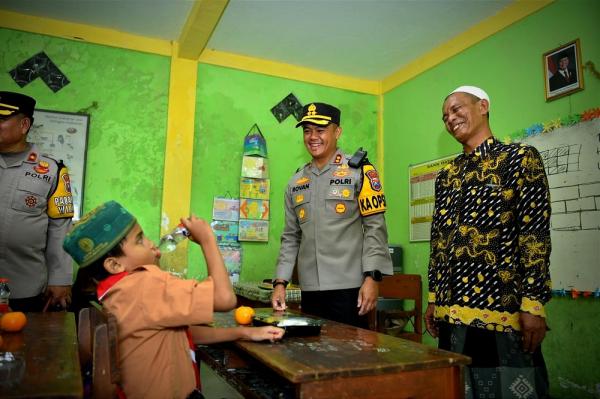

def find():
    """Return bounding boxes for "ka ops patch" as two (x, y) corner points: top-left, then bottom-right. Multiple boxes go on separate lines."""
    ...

(358, 164), (386, 216)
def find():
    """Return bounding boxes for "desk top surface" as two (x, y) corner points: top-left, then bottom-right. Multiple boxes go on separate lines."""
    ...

(212, 309), (470, 384)
(0, 312), (83, 398)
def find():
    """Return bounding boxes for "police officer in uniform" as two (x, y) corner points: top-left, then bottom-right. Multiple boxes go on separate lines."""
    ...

(0, 91), (74, 312)
(272, 102), (392, 328)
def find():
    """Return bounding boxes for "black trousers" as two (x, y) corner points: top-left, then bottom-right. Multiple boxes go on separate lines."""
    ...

(301, 287), (368, 328)
(9, 294), (45, 312)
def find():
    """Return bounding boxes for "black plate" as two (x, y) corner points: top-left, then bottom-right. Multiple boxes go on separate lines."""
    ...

(252, 311), (323, 337)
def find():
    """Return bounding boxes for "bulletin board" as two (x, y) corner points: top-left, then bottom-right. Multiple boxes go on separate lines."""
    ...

(520, 118), (600, 291)
(27, 109), (90, 220)
(408, 154), (457, 241)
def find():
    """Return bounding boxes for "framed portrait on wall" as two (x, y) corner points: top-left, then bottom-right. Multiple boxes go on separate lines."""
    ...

(543, 39), (584, 101)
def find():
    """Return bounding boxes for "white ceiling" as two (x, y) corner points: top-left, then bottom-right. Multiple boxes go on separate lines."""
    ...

(0, 0), (513, 80)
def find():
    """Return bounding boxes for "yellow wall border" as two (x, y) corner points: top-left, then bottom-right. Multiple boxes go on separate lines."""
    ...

(377, 94), (385, 185)
(0, 9), (172, 56)
(199, 49), (381, 95)
(381, 0), (553, 93)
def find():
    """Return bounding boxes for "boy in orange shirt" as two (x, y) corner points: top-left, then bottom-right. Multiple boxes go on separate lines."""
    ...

(64, 201), (283, 399)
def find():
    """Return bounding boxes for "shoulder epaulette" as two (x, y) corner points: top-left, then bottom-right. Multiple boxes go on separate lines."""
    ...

(295, 162), (310, 173)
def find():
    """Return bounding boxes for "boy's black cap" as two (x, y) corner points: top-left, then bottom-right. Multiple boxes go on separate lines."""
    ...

(0, 91), (36, 118)
(295, 102), (341, 128)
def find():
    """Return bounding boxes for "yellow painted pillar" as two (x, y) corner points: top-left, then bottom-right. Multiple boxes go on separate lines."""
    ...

(377, 93), (385, 185)
(160, 43), (198, 276)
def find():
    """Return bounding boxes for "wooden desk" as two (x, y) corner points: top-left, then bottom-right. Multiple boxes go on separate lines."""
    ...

(198, 309), (470, 399)
(0, 312), (83, 398)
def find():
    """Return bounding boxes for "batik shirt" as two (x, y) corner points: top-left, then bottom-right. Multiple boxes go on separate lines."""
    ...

(428, 137), (552, 333)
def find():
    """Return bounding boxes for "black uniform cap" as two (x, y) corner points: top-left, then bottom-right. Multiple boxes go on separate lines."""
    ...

(0, 91), (36, 118)
(295, 102), (341, 128)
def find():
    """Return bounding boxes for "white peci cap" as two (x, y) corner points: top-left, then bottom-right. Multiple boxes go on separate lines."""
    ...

(450, 86), (490, 108)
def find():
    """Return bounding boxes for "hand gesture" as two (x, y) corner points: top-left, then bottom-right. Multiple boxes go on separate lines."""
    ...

(246, 326), (285, 342)
(520, 312), (547, 353)
(181, 215), (215, 246)
(424, 303), (439, 338)
(357, 277), (378, 316)
(45, 285), (72, 310)
(271, 285), (287, 311)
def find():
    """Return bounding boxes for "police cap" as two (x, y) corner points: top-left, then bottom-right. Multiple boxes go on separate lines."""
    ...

(296, 102), (341, 128)
(0, 91), (36, 119)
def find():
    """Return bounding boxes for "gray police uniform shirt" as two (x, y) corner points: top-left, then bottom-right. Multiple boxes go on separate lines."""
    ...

(276, 149), (392, 291)
(0, 144), (73, 298)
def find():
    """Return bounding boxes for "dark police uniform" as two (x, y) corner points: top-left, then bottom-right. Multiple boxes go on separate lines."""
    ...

(275, 102), (392, 326)
(0, 92), (74, 306)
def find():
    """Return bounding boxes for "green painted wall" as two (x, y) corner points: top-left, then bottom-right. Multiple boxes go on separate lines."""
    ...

(189, 64), (378, 280)
(383, 1), (600, 398)
(0, 28), (170, 244)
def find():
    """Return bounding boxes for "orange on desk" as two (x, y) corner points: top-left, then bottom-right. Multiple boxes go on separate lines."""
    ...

(234, 306), (255, 325)
(0, 311), (27, 332)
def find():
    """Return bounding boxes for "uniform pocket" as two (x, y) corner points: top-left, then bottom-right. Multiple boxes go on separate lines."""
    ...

(11, 177), (49, 215)
(293, 191), (311, 224)
(325, 186), (357, 218)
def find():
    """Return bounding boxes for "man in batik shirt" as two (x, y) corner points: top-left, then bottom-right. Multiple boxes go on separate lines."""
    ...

(426, 86), (551, 398)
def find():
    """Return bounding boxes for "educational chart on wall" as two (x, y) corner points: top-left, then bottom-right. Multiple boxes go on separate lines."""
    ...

(408, 154), (457, 241)
(521, 118), (600, 291)
(27, 109), (90, 220)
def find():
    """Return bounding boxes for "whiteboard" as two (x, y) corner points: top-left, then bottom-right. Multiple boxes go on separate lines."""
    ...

(521, 119), (600, 291)
(27, 109), (90, 220)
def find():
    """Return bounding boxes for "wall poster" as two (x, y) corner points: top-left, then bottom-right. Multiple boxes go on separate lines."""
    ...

(28, 109), (90, 220)
(408, 154), (457, 242)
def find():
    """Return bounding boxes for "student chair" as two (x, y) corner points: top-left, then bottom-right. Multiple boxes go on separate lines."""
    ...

(77, 303), (121, 398)
(372, 274), (423, 343)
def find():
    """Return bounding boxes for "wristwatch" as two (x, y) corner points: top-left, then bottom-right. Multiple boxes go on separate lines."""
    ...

(272, 280), (289, 288)
(363, 270), (383, 282)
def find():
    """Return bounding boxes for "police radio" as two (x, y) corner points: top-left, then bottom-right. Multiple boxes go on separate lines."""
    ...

(348, 147), (368, 168)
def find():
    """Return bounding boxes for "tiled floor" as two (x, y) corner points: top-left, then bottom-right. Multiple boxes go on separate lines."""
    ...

(200, 363), (244, 399)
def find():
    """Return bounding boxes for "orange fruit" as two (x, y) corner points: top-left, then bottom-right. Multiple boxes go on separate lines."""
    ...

(0, 312), (27, 332)
(234, 306), (255, 325)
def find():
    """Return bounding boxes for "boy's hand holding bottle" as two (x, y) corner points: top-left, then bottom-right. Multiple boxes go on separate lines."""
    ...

(181, 215), (215, 247)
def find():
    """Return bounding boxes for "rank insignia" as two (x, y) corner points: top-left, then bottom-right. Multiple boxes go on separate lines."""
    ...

(296, 176), (310, 185)
(333, 154), (343, 164)
(335, 203), (346, 214)
(34, 161), (50, 174)
(27, 152), (37, 162)
(333, 169), (349, 177)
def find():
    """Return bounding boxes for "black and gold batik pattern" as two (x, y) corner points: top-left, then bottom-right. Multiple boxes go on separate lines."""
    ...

(428, 137), (552, 333)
